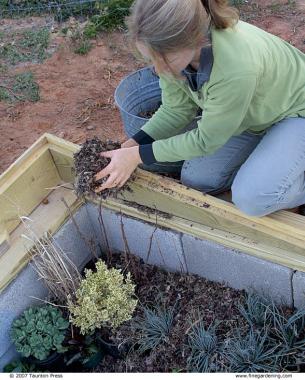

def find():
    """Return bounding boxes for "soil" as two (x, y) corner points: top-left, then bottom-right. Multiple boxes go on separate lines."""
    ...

(86, 251), (294, 373)
(138, 101), (162, 119)
(73, 137), (135, 199)
(1, 1), (305, 175)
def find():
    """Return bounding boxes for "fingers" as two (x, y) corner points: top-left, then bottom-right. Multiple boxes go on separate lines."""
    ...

(94, 173), (118, 193)
(94, 165), (112, 182)
(94, 174), (128, 193)
(101, 151), (113, 158)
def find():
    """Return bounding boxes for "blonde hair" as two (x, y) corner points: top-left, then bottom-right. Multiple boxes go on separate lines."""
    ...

(126, 0), (239, 62)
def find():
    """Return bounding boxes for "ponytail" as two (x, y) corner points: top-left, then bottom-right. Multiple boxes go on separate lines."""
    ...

(201, 0), (239, 29)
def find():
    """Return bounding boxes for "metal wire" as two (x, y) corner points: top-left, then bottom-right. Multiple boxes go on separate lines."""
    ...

(0, 1), (105, 20)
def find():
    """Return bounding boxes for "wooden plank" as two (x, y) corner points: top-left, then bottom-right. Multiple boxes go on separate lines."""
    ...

(0, 147), (61, 234)
(43, 133), (305, 259)
(49, 147), (76, 184)
(0, 187), (81, 292)
(2, 131), (305, 292)
(116, 170), (305, 253)
(0, 135), (48, 187)
(89, 197), (305, 272)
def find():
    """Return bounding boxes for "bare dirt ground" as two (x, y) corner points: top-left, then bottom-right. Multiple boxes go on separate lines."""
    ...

(0, 0), (305, 174)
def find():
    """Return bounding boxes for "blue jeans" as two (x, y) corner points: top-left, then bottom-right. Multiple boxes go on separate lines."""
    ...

(141, 117), (305, 217)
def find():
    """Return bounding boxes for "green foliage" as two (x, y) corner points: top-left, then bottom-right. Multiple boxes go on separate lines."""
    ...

(3, 359), (38, 373)
(230, 294), (305, 372)
(230, 0), (247, 6)
(11, 305), (69, 361)
(68, 259), (137, 335)
(0, 1), (132, 22)
(272, 308), (305, 369)
(131, 301), (176, 354)
(13, 71), (40, 102)
(186, 317), (222, 373)
(83, 23), (98, 39)
(237, 293), (275, 329)
(65, 334), (104, 370)
(85, 0), (133, 34)
(0, 71), (39, 103)
(224, 328), (282, 372)
(0, 27), (50, 66)
(0, 87), (11, 101)
(74, 39), (93, 55)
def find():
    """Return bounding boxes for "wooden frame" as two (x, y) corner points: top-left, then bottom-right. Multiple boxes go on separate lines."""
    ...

(1, 133), (305, 292)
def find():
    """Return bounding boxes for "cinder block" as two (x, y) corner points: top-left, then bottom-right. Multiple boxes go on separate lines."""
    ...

(0, 265), (48, 370)
(120, 217), (187, 273)
(53, 204), (100, 268)
(0, 204), (101, 371)
(85, 203), (124, 254)
(85, 204), (187, 273)
(182, 234), (293, 307)
(292, 271), (305, 309)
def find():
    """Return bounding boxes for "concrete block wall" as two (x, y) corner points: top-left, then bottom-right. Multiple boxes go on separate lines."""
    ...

(85, 203), (296, 308)
(1, 201), (305, 370)
(0, 205), (97, 371)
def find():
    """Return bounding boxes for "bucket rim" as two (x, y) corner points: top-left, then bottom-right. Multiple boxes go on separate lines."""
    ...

(114, 65), (159, 107)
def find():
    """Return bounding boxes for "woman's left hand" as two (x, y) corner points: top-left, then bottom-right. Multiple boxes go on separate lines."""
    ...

(93, 146), (142, 193)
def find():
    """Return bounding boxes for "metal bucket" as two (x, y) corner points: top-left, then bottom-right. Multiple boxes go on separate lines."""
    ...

(114, 66), (200, 173)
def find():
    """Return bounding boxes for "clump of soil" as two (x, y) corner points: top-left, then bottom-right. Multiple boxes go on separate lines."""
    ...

(73, 136), (135, 199)
(138, 102), (162, 119)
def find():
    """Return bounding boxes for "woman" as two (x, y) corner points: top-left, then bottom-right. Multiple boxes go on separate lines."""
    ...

(94, 0), (305, 218)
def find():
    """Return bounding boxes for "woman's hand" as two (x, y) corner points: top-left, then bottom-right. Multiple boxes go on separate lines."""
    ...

(93, 146), (142, 193)
(121, 138), (139, 149)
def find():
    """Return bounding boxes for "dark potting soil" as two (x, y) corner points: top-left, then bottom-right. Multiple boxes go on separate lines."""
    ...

(73, 136), (181, 201)
(138, 102), (162, 119)
(73, 137), (135, 199)
(92, 251), (294, 373)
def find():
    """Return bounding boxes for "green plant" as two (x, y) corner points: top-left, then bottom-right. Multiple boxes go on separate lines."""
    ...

(13, 72), (40, 102)
(230, 0), (247, 6)
(131, 301), (177, 354)
(11, 305), (69, 361)
(186, 317), (222, 373)
(3, 359), (38, 373)
(0, 28), (50, 66)
(65, 333), (104, 370)
(74, 39), (93, 55)
(237, 293), (275, 329)
(272, 308), (305, 369)
(87, 0), (133, 33)
(83, 23), (98, 39)
(224, 328), (282, 372)
(68, 259), (137, 335)
(0, 71), (39, 103)
(0, 87), (10, 101)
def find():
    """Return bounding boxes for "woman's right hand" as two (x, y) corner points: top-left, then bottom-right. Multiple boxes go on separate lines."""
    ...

(121, 138), (139, 149)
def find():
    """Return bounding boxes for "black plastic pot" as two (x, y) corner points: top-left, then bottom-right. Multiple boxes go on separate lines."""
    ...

(98, 337), (122, 359)
(26, 352), (65, 372)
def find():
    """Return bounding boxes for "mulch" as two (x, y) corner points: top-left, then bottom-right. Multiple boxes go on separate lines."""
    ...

(94, 251), (249, 372)
(73, 137), (135, 200)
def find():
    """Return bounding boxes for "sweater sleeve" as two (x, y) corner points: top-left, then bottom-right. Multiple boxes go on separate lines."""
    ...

(150, 73), (258, 162)
(138, 74), (199, 141)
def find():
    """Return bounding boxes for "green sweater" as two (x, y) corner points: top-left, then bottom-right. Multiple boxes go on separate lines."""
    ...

(136, 20), (305, 164)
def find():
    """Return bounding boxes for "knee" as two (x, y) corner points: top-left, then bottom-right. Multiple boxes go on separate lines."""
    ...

(181, 162), (226, 193)
(231, 180), (269, 217)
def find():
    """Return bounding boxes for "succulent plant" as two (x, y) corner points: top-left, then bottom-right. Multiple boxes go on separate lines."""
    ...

(11, 305), (69, 361)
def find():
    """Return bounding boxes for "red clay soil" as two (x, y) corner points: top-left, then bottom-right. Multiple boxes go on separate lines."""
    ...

(0, 22), (142, 173)
(1, 0), (305, 174)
